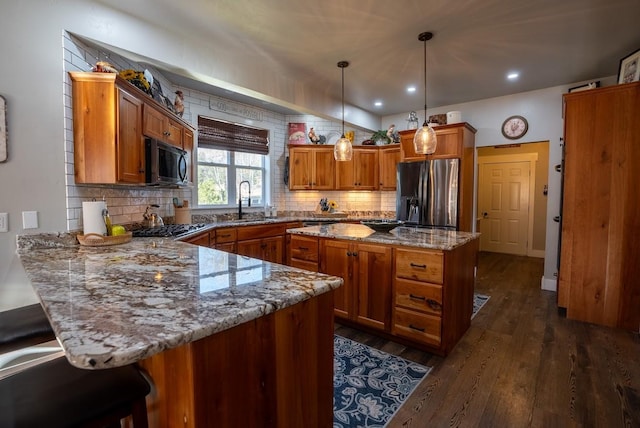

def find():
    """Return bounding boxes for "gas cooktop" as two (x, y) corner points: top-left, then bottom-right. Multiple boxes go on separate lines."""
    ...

(132, 223), (208, 238)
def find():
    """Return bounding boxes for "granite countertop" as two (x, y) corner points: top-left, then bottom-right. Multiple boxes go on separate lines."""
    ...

(16, 237), (342, 370)
(287, 223), (480, 251)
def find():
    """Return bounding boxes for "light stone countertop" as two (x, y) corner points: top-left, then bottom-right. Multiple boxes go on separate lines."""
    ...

(16, 237), (342, 369)
(287, 223), (480, 251)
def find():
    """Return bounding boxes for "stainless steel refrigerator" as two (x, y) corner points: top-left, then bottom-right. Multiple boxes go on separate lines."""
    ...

(396, 159), (460, 229)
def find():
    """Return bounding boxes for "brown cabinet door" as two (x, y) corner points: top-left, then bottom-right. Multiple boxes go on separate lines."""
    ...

(183, 232), (210, 247)
(237, 238), (265, 260)
(354, 149), (379, 190)
(430, 127), (462, 159)
(183, 128), (194, 184)
(143, 105), (166, 141)
(289, 147), (313, 190)
(320, 239), (352, 319)
(215, 242), (237, 253)
(263, 235), (284, 264)
(355, 243), (391, 331)
(117, 89), (144, 184)
(312, 148), (336, 190)
(166, 118), (183, 148)
(335, 156), (355, 190)
(378, 146), (400, 190)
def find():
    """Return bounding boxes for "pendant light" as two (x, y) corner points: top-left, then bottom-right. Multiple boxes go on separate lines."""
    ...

(334, 61), (353, 161)
(413, 32), (437, 155)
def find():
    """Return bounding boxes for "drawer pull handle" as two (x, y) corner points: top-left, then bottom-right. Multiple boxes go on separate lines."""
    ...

(410, 263), (427, 269)
(298, 246), (309, 251)
(409, 324), (425, 332)
(426, 299), (441, 310)
(409, 294), (426, 301)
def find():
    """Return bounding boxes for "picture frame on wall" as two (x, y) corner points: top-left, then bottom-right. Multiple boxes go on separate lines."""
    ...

(568, 81), (600, 93)
(618, 48), (640, 84)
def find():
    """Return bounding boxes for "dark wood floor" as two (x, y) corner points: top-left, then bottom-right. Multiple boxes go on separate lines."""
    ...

(335, 252), (640, 427)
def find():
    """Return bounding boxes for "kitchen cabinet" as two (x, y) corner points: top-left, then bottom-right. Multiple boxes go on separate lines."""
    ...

(320, 239), (391, 331)
(143, 104), (183, 148)
(558, 82), (640, 331)
(335, 146), (379, 190)
(70, 72), (145, 184)
(214, 227), (237, 253)
(288, 234), (319, 272)
(183, 127), (194, 185)
(288, 146), (335, 190)
(237, 223), (286, 264)
(181, 230), (215, 247)
(391, 239), (477, 355)
(378, 145), (401, 190)
(398, 123), (476, 231)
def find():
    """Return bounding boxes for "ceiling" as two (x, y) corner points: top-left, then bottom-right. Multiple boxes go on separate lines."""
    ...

(96, 0), (640, 118)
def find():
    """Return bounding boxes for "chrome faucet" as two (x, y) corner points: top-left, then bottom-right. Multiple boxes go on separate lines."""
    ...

(238, 180), (251, 219)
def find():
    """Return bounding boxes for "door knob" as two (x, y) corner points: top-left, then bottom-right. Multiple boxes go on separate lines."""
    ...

(482, 212), (488, 218)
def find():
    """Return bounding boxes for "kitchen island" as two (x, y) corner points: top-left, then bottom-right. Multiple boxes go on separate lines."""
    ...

(287, 223), (480, 356)
(16, 234), (342, 427)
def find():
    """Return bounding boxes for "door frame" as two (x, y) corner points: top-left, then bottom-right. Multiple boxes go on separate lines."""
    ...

(477, 153), (542, 258)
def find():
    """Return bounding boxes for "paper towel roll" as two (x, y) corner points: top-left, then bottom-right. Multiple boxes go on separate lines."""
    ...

(82, 201), (107, 235)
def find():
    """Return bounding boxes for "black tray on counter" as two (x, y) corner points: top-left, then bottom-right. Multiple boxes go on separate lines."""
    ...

(360, 220), (404, 233)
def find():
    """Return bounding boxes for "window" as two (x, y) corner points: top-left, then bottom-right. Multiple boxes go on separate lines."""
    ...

(196, 115), (269, 208)
(197, 148), (265, 207)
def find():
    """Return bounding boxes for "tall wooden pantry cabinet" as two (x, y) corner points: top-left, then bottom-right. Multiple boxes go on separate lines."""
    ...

(558, 81), (640, 331)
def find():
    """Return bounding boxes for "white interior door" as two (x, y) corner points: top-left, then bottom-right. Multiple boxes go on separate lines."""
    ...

(478, 161), (531, 255)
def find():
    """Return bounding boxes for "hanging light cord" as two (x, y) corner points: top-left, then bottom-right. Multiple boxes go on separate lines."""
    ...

(340, 62), (346, 137)
(419, 32), (433, 127)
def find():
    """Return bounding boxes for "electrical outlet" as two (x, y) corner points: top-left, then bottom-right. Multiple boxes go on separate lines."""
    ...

(0, 213), (7, 232)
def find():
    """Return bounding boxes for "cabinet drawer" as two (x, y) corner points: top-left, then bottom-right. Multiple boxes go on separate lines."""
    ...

(215, 227), (237, 243)
(392, 307), (441, 347)
(290, 259), (318, 273)
(237, 224), (285, 240)
(290, 235), (319, 262)
(394, 278), (442, 316)
(395, 249), (443, 284)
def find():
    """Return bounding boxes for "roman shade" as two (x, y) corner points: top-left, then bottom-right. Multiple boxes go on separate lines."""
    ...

(198, 116), (269, 155)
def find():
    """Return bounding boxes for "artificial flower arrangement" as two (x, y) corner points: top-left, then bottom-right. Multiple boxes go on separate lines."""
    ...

(318, 198), (338, 213)
(118, 69), (151, 94)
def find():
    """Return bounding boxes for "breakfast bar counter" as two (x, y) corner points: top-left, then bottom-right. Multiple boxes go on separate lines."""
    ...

(16, 234), (342, 427)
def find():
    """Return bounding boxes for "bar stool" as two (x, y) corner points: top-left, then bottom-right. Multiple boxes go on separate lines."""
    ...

(0, 304), (151, 428)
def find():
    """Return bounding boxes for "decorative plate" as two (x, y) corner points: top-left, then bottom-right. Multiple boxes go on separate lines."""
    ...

(325, 131), (341, 146)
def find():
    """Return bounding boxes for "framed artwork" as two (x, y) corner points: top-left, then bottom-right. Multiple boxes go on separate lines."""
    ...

(568, 81), (600, 93)
(0, 95), (7, 163)
(287, 123), (307, 144)
(618, 48), (640, 84)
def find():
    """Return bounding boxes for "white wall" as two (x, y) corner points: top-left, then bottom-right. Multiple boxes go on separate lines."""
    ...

(383, 75), (616, 291)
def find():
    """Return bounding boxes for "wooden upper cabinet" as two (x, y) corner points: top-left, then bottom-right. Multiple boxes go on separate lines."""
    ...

(336, 147), (379, 190)
(117, 89), (145, 183)
(399, 123), (475, 161)
(70, 72), (145, 185)
(183, 127), (194, 184)
(143, 105), (183, 148)
(378, 145), (401, 190)
(288, 146), (335, 190)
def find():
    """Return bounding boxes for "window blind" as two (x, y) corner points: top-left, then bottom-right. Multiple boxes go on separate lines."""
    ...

(198, 116), (269, 155)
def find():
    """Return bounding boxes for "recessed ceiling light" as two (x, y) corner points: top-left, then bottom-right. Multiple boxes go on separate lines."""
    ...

(374, 101), (383, 107)
(407, 86), (416, 93)
(507, 72), (519, 80)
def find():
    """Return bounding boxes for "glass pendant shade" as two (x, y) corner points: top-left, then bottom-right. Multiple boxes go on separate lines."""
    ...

(334, 136), (353, 161)
(413, 123), (437, 154)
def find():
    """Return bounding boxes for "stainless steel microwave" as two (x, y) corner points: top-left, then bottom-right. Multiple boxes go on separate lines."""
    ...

(145, 138), (188, 186)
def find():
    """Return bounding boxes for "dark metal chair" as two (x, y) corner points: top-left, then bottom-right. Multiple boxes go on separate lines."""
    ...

(0, 304), (151, 428)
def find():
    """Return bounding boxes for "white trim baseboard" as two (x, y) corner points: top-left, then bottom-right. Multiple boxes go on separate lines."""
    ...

(541, 276), (557, 291)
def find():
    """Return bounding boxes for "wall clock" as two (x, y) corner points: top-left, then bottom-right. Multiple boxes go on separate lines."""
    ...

(501, 115), (528, 140)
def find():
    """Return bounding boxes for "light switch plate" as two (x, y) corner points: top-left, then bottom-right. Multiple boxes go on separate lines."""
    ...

(22, 211), (38, 229)
(0, 213), (7, 232)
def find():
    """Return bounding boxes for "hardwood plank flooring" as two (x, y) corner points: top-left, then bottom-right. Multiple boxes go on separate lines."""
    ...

(334, 252), (640, 427)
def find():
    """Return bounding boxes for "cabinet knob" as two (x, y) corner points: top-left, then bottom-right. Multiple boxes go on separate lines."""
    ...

(346, 251), (352, 256)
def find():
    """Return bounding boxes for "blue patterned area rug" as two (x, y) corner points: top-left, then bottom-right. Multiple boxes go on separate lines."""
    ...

(472, 293), (490, 319)
(333, 335), (431, 428)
